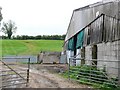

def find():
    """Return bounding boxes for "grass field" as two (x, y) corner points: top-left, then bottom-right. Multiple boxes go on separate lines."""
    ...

(1, 40), (64, 56)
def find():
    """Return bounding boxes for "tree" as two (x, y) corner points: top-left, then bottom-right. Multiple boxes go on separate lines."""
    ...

(1, 20), (17, 39)
(0, 7), (3, 26)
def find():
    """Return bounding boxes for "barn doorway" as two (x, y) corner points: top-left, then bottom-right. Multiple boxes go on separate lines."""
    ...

(92, 45), (97, 68)
(81, 47), (85, 65)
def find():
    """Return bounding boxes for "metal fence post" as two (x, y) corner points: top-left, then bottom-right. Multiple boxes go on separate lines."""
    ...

(68, 58), (70, 80)
(118, 60), (120, 85)
(27, 58), (30, 86)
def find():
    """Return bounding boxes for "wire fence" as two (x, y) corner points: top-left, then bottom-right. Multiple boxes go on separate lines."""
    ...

(0, 57), (30, 88)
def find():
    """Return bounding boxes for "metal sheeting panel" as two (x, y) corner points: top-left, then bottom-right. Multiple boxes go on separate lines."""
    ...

(118, 1), (120, 20)
(83, 14), (120, 46)
(103, 15), (120, 42)
(65, 1), (119, 42)
(65, 8), (91, 41)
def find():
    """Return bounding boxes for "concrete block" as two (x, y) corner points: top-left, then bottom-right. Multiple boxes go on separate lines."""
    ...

(42, 51), (61, 64)
(111, 50), (116, 56)
(60, 55), (67, 64)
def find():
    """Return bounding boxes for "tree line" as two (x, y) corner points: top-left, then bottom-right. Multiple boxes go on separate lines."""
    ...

(2, 34), (66, 40)
(1, 20), (66, 40)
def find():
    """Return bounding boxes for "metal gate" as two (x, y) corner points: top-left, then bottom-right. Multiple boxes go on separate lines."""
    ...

(68, 58), (120, 88)
(0, 57), (30, 88)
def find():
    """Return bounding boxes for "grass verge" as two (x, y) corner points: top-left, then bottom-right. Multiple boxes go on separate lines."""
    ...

(60, 65), (120, 90)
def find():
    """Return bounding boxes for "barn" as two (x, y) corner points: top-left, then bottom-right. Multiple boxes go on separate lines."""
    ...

(63, 0), (120, 79)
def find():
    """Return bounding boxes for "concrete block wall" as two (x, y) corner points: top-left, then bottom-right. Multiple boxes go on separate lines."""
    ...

(38, 51), (61, 64)
(84, 40), (120, 77)
(97, 40), (120, 77)
(85, 46), (92, 65)
(66, 40), (120, 78)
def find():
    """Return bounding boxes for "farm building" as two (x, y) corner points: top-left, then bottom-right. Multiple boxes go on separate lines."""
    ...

(63, 0), (120, 79)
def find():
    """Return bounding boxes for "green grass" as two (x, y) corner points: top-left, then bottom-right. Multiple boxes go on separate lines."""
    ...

(1, 40), (63, 56)
(61, 65), (120, 90)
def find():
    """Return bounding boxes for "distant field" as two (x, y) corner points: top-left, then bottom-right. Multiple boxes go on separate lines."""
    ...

(1, 40), (64, 56)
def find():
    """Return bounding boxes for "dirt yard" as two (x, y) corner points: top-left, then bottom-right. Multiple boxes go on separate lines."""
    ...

(28, 64), (91, 88)
(1, 63), (91, 88)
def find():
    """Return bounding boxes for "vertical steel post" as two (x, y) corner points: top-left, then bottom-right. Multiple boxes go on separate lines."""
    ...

(68, 58), (70, 80)
(117, 39), (120, 86)
(118, 59), (120, 85)
(118, 51), (120, 86)
(26, 58), (30, 86)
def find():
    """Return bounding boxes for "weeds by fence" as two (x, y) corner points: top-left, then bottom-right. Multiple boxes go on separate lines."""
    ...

(65, 58), (120, 89)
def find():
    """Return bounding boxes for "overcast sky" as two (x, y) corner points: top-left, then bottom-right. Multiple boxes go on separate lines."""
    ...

(0, 0), (101, 36)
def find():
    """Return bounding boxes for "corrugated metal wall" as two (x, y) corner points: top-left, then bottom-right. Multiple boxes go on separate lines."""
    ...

(65, 1), (119, 42)
(83, 14), (120, 46)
